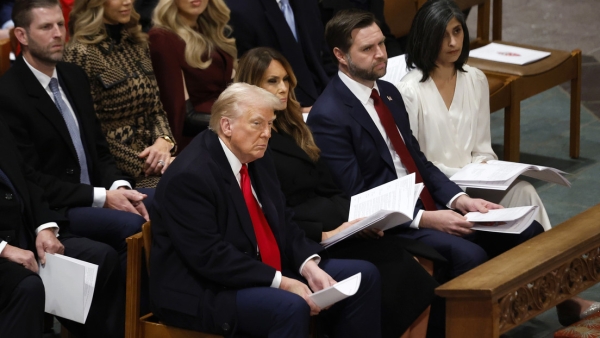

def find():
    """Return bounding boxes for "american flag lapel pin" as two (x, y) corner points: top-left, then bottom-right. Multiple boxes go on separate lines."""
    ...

(387, 96), (393, 101)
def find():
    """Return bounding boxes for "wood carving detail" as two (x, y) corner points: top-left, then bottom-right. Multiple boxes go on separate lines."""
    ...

(498, 248), (600, 331)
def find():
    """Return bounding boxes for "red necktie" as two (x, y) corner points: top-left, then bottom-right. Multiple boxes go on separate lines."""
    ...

(370, 89), (437, 211)
(240, 164), (282, 270)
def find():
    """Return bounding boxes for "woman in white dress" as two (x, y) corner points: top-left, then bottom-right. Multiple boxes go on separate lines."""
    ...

(395, 0), (599, 325)
(396, 0), (551, 230)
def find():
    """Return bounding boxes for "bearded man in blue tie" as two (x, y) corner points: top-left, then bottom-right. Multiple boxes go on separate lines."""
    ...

(149, 82), (382, 337)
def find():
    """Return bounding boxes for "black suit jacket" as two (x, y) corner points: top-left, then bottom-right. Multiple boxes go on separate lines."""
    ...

(149, 130), (323, 335)
(307, 75), (463, 223)
(0, 56), (132, 214)
(0, 117), (66, 309)
(225, 0), (336, 107)
(269, 130), (349, 241)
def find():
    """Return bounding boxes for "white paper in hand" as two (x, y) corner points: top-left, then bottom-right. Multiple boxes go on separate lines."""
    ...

(310, 273), (361, 308)
(38, 253), (98, 323)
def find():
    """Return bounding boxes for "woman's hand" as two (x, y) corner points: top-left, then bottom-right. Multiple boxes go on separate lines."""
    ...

(321, 218), (364, 242)
(138, 137), (172, 176)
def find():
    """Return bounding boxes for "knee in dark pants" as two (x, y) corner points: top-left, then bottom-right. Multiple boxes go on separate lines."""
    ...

(14, 275), (45, 309)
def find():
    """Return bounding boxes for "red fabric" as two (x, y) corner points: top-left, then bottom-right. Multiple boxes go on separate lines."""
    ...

(555, 311), (600, 337)
(370, 89), (437, 211)
(240, 164), (281, 271)
(60, 0), (73, 41)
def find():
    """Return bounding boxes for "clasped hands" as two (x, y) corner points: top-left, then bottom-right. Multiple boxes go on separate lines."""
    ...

(420, 195), (502, 236)
(280, 259), (337, 316)
(0, 228), (64, 273)
(105, 187), (149, 221)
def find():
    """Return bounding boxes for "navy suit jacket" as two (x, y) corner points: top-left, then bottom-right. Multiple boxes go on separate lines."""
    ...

(149, 130), (323, 335)
(0, 56), (132, 215)
(225, 0), (336, 107)
(307, 74), (463, 223)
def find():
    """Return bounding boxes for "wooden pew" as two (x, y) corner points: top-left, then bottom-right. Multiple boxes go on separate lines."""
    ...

(436, 204), (600, 338)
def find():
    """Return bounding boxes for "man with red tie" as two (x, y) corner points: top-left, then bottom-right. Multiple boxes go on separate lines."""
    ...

(148, 82), (381, 338)
(307, 9), (544, 280)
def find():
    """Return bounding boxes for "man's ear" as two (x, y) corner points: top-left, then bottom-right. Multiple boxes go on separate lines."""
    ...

(333, 47), (348, 67)
(13, 27), (28, 47)
(220, 117), (233, 137)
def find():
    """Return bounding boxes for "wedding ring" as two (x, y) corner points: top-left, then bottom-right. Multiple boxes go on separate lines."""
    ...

(157, 160), (166, 167)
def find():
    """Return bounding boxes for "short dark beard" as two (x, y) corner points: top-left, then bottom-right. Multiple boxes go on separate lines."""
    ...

(346, 53), (387, 82)
(26, 31), (63, 65)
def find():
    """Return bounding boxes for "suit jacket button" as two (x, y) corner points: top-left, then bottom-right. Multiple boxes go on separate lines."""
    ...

(66, 169), (74, 175)
(4, 235), (11, 241)
(5, 193), (13, 200)
(221, 323), (230, 332)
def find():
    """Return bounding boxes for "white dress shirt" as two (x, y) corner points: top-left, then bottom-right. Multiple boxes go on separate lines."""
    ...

(338, 71), (464, 228)
(219, 138), (319, 288)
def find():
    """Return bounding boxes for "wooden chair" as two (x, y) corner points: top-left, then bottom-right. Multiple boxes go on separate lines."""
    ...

(125, 222), (222, 338)
(0, 38), (10, 76)
(397, 0), (519, 162)
(436, 204), (600, 338)
(458, 0), (582, 162)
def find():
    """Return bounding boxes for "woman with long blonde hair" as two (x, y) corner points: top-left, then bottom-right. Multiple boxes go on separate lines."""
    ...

(149, 0), (236, 151)
(65, 0), (176, 188)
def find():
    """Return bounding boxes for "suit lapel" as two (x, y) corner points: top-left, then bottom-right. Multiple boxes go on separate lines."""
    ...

(206, 132), (258, 245)
(333, 75), (396, 173)
(15, 57), (79, 161)
(377, 81), (415, 149)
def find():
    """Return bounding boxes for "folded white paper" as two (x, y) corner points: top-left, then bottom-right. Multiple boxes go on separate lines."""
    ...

(449, 160), (570, 190)
(310, 273), (361, 308)
(38, 253), (98, 324)
(466, 206), (538, 234)
(321, 174), (419, 248)
(469, 43), (551, 65)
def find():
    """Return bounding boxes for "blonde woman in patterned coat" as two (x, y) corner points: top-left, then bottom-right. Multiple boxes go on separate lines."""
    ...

(64, 0), (176, 188)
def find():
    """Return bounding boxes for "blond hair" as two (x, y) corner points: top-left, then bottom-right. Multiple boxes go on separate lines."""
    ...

(210, 83), (280, 133)
(69, 0), (147, 45)
(152, 0), (237, 70)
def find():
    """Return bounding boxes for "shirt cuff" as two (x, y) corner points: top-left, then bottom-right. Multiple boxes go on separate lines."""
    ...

(0, 241), (7, 256)
(410, 210), (424, 229)
(92, 187), (106, 207)
(35, 223), (60, 237)
(270, 270), (282, 288)
(447, 192), (468, 210)
(109, 180), (132, 191)
(299, 254), (321, 276)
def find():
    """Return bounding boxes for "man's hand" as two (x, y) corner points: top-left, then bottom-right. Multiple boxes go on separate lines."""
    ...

(1, 244), (38, 273)
(105, 189), (149, 221)
(452, 195), (503, 214)
(301, 259), (336, 292)
(420, 210), (474, 236)
(139, 138), (172, 176)
(280, 276), (321, 316)
(36, 228), (64, 265)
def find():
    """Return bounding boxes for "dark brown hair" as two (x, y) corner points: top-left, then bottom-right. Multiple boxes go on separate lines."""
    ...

(13, 0), (60, 29)
(325, 9), (378, 64)
(235, 47), (321, 162)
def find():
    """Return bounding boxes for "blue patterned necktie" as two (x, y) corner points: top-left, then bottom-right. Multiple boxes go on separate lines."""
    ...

(280, 0), (298, 41)
(48, 78), (91, 185)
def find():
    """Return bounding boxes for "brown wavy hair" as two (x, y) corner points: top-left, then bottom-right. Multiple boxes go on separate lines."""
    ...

(68, 0), (147, 45)
(235, 47), (320, 162)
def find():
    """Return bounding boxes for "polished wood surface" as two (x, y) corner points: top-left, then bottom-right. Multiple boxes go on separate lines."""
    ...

(436, 204), (600, 338)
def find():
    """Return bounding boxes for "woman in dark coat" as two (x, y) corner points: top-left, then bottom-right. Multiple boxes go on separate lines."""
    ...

(236, 47), (445, 338)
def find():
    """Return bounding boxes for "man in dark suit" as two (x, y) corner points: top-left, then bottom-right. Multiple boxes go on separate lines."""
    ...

(0, 0), (149, 276)
(307, 10), (544, 279)
(225, 0), (336, 109)
(150, 82), (381, 337)
(0, 117), (124, 338)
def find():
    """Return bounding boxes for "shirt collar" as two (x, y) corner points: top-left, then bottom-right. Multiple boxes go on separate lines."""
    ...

(338, 70), (380, 105)
(219, 136), (243, 181)
(23, 56), (58, 90)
